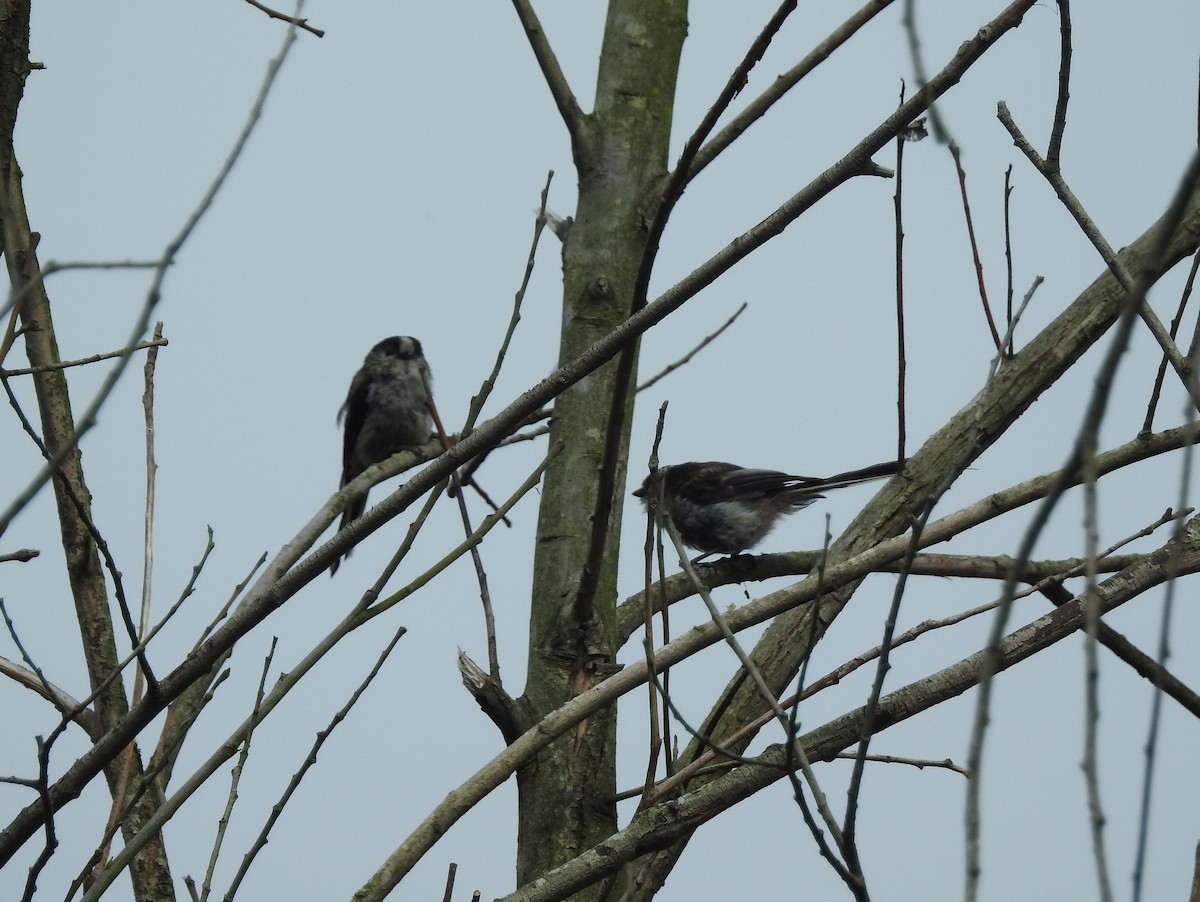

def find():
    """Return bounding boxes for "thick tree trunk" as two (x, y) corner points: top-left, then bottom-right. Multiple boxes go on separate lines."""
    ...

(517, 0), (687, 894)
(0, 9), (174, 899)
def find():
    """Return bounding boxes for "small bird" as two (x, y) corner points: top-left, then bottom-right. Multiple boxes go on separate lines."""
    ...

(331, 336), (433, 575)
(633, 459), (902, 556)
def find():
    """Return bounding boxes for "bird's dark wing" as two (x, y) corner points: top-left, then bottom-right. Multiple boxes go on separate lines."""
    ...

(714, 467), (817, 499)
(661, 462), (808, 503)
(339, 368), (373, 483)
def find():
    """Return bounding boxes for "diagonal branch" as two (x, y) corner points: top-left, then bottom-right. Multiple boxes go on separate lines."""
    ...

(999, 106), (1200, 412)
(0, 656), (99, 738)
(242, 0), (324, 37)
(688, 0), (897, 180)
(1, 338), (167, 376)
(510, 0), (588, 154)
(634, 0), (798, 309)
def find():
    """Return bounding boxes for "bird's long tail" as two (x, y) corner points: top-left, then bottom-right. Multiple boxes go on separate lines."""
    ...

(329, 494), (367, 576)
(808, 459), (904, 492)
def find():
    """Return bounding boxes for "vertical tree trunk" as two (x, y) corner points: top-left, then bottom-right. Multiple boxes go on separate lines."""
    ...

(3, 163), (176, 902)
(518, 0), (687, 894)
(0, 9), (174, 898)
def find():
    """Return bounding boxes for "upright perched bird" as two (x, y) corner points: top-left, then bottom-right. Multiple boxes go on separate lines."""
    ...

(634, 459), (902, 556)
(331, 336), (432, 575)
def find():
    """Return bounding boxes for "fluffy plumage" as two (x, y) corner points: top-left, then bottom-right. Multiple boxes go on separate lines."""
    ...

(331, 336), (432, 574)
(634, 459), (902, 555)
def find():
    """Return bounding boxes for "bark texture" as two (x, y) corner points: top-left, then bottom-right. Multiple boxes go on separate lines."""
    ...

(517, 0), (687, 893)
(0, 7), (173, 898)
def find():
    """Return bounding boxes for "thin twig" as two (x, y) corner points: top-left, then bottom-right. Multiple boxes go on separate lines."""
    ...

(637, 405), (670, 807)
(1000, 276), (1043, 365)
(2, 373), (158, 690)
(1003, 166), (1016, 355)
(1080, 387), (1116, 902)
(637, 303), (747, 392)
(1045, 0), (1072, 169)
(0, 600), (60, 900)
(690, 0), (897, 179)
(135, 322), (164, 709)
(0, 259), (165, 325)
(999, 106), (1200, 412)
(241, 0), (324, 37)
(19, 736), (56, 902)
(1141, 250), (1200, 433)
(1132, 413), (1197, 902)
(783, 516), (859, 894)
(950, 141), (1003, 351)
(842, 504), (929, 899)
(425, 369), (502, 682)
(901, 0), (951, 144)
(441, 863), (458, 902)
(614, 751), (968, 802)
(457, 172), (553, 493)
(894, 80), (908, 461)
(0, 338), (168, 376)
(635, 0), (799, 309)
(910, 0), (1006, 361)
(200, 639), (277, 902)
(833, 306), (929, 889)
(0, 601), (61, 734)
(644, 665), (766, 773)
(198, 544), (263, 645)
(223, 625), (406, 902)
(660, 515), (850, 857)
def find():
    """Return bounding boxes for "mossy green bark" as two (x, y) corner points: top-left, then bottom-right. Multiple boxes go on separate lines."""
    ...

(518, 1), (687, 895)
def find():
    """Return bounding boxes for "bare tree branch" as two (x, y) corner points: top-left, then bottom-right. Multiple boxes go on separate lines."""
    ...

(999, 106), (1200, 412)
(510, 0), (588, 153)
(689, 0), (897, 179)
(0, 338), (167, 376)
(241, 0), (323, 38)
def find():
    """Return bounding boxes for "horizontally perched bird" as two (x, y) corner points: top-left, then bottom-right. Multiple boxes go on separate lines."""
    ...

(633, 459), (902, 556)
(331, 336), (433, 575)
